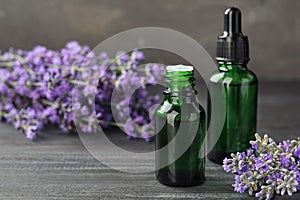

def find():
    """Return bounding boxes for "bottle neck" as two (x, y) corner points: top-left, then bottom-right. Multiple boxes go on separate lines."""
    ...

(166, 70), (196, 105)
(218, 62), (248, 72)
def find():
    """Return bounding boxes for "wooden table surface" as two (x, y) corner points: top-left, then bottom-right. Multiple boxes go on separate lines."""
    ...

(0, 81), (299, 199)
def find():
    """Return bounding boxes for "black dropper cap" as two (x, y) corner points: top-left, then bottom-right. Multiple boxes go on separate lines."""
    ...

(216, 7), (250, 64)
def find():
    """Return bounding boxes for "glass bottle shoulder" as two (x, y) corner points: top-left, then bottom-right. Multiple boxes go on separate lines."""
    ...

(209, 68), (258, 86)
(156, 100), (205, 121)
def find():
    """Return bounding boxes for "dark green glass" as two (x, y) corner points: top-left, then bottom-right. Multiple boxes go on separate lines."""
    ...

(155, 66), (206, 187)
(207, 63), (258, 164)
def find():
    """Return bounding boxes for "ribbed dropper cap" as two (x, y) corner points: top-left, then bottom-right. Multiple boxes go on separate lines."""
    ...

(216, 7), (250, 64)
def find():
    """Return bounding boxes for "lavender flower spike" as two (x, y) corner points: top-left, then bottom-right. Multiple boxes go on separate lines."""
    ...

(223, 133), (300, 200)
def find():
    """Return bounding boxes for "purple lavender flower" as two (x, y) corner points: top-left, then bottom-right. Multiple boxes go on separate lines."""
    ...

(247, 148), (254, 156)
(282, 140), (291, 152)
(264, 153), (273, 161)
(251, 141), (259, 150)
(280, 154), (291, 168)
(293, 145), (300, 158)
(124, 120), (135, 136)
(131, 50), (145, 61)
(268, 172), (283, 181)
(295, 170), (300, 190)
(25, 128), (36, 140)
(233, 175), (249, 193)
(223, 157), (232, 172)
(254, 157), (269, 171)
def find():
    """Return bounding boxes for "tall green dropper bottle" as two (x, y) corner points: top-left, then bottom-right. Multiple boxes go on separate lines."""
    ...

(207, 7), (258, 164)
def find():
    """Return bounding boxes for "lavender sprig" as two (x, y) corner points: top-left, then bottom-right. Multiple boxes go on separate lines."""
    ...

(223, 133), (300, 200)
(0, 42), (164, 141)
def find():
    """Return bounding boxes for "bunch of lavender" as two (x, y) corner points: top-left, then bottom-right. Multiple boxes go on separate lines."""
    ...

(223, 133), (300, 200)
(0, 41), (164, 141)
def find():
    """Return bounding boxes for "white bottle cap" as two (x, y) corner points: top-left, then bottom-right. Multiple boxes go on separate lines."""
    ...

(166, 65), (193, 72)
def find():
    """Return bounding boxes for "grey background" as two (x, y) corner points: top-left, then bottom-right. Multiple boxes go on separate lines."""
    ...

(0, 0), (299, 80)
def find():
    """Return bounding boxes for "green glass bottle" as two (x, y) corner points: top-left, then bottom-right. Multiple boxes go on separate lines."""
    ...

(155, 65), (206, 187)
(207, 7), (258, 164)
